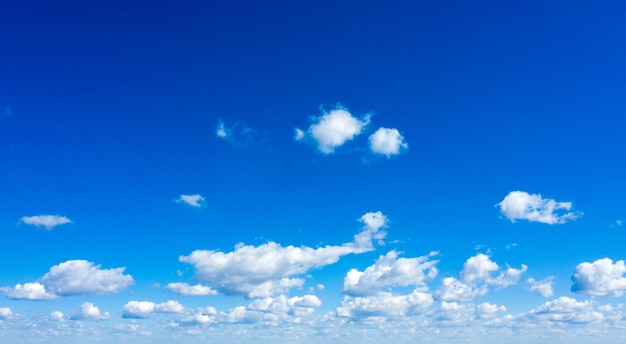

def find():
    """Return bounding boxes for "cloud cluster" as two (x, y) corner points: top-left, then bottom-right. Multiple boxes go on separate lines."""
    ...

(571, 258), (626, 296)
(435, 254), (527, 302)
(20, 215), (71, 230)
(1, 260), (134, 300)
(295, 105), (407, 157)
(0, 307), (16, 320)
(498, 191), (581, 224)
(176, 194), (205, 207)
(337, 290), (433, 317)
(343, 250), (438, 296)
(179, 212), (387, 298)
(527, 276), (555, 298)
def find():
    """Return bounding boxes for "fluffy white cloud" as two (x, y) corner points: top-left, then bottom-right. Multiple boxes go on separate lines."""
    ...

(435, 254), (526, 301)
(571, 258), (626, 296)
(0, 307), (16, 320)
(368, 128), (408, 157)
(20, 215), (71, 230)
(343, 250), (438, 296)
(48, 311), (65, 322)
(527, 276), (555, 297)
(123, 300), (184, 318)
(337, 290), (433, 317)
(476, 302), (506, 319)
(428, 301), (477, 325)
(165, 282), (217, 296)
(1, 282), (56, 300)
(176, 194), (205, 207)
(295, 106), (370, 154)
(498, 191), (581, 224)
(70, 302), (109, 321)
(41, 260), (134, 296)
(180, 212), (386, 297)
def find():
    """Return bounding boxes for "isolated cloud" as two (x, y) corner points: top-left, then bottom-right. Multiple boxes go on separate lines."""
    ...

(343, 250), (438, 296)
(527, 277), (555, 297)
(48, 311), (65, 322)
(180, 212), (387, 297)
(20, 215), (71, 230)
(435, 254), (526, 302)
(571, 258), (626, 296)
(0, 307), (15, 320)
(368, 128), (408, 157)
(70, 302), (109, 321)
(295, 106), (370, 154)
(1, 282), (56, 300)
(215, 120), (256, 147)
(123, 300), (184, 318)
(2, 260), (134, 300)
(176, 194), (205, 207)
(165, 282), (217, 296)
(498, 191), (581, 224)
(337, 290), (433, 317)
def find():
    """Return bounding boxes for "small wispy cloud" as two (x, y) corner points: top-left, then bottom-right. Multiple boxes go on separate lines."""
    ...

(215, 120), (257, 148)
(176, 194), (205, 207)
(20, 215), (72, 230)
(497, 191), (582, 224)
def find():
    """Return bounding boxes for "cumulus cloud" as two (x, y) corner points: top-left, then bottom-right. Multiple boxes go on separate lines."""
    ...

(215, 120), (257, 148)
(435, 254), (526, 302)
(176, 194), (205, 207)
(165, 282), (217, 296)
(476, 302), (506, 319)
(1, 282), (56, 300)
(368, 128), (408, 157)
(180, 212), (386, 298)
(571, 258), (626, 296)
(123, 300), (184, 318)
(1, 260), (134, 300)
(48, 311), (65, 322)
(337, 290), (433, 317)
(295, 106), (370, 154)
(497, 191), (581, 224)
(20, 215), (71, 230)
(0, 307), (16, 320)
(526, 296), (602, 324)
(527, 277), (555, 298)
(343, 250), (438, 296)
(70, 302), (109, 321)
(428, 301), (477, 325)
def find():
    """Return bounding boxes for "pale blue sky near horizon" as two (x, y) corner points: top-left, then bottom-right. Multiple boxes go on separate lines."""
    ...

(1, 1), (626, 342)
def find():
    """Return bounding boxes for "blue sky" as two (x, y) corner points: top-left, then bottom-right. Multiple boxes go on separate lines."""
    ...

(1, 0), (626, 342)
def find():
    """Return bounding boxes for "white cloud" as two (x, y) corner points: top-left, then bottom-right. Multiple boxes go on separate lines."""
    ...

(337, 290), (433, 317)
(216, 121), (228, 138)
(180, 212), (386, 298)
(20, 215), (71, 230)
(343, 250), (438, 296)
(0, 307), (16, 320)
(527, 277), (555, 297)
(165, 282), (217, 296)
(476, 302), (506, 319)
(497, 191), (581, 224)
(295, 106), (370, 154)
(176, 194), (205, 207)
(70, 302), (109, 321)
(1, 282), (57, 300)
(526, 296), (603, 324)
(435, 254), (526, 302)
(368, 127), (408, 157)
(571, 258), (626, 296)
(428, 301), (476, 325)
(123, 300), (184, 318)
(48, 311), (65, 322)
(41, 260), (134, 296)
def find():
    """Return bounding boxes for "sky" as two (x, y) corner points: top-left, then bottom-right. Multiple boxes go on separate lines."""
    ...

(1, 0), (626, 343)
